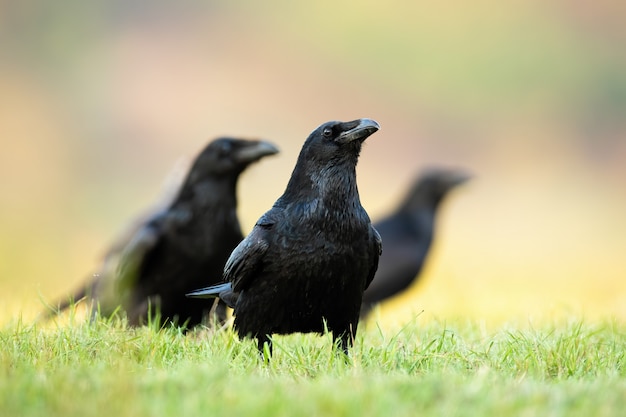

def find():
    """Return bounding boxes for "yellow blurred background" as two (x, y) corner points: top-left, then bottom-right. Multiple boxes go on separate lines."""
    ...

(1, 0), (625, 327)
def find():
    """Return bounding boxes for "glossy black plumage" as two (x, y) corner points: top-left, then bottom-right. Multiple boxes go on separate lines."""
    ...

(187, 119), (381, 354)
(48, 138), (278, 327)
(360, 168), (470, 318)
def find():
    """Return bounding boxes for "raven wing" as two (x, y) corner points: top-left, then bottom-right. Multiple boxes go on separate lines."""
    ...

(115, 205), (192, 296)
(364, 225), (383, 290)
(224, 211), (277, 293)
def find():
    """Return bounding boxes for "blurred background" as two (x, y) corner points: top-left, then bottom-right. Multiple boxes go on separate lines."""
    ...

(1, 0), (625, 327)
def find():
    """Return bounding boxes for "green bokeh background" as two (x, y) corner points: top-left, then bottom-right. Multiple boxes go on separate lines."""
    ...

(1, 0), (625, 324)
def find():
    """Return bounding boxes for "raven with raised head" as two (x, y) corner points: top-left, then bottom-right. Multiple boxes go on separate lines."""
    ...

(188, 119), (381, 354)
(360, 168), (470, 318)
(48, 138), (279, 327)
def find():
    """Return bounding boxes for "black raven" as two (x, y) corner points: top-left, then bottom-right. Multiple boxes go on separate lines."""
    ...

(360, 168), (470, 318)
(187, 119), (382, 355)
(48, 138), (279, 327)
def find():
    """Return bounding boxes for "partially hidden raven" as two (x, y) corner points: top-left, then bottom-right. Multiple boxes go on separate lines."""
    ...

(360, 168), (470, 319)
(187, 119), (382, 355)
(47, 138), (279, 327)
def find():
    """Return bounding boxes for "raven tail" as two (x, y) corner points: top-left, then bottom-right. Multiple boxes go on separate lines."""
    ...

(186, 282), (231, 299)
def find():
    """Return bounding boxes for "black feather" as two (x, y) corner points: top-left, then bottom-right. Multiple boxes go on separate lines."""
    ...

(47, 138), (278, 327)
(360, 168), (470, 318)
(188, 119), (381, 354)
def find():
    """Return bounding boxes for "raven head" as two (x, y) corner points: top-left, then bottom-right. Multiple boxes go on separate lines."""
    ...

(283, 119), (379, 200)
(188, 138), (279, 183)
(403, 168), (471, 210)
(299, 118), (380, 166)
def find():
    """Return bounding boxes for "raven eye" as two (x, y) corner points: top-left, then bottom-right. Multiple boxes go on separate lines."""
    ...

(323, 127), (332, 137)
(218, 141), (232, 156)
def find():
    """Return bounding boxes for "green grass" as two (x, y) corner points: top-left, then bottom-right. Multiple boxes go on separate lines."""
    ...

(1, 315), (624, 417)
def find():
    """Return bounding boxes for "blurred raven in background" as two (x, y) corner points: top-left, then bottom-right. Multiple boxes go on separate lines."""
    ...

(360, 168), (470, 319)
(46, 138), (279, 327)
(187, 119), (381, 355)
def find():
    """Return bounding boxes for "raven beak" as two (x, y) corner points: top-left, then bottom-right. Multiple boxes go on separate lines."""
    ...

(235, 140), (280, 163)
(337, 118), (380, 144)
(445, 171), (472, 187)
